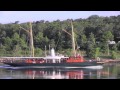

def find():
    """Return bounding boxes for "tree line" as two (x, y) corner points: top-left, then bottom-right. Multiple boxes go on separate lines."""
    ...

(0, 15), (120, 59)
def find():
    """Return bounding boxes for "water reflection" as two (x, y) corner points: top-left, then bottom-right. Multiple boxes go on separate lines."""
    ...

(0, 64), (120, 79)
(24, 69), (85, 79)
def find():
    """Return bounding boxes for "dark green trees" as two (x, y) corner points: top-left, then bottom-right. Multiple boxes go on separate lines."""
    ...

(86, 33), (96, 58)
(0, 15), (120, 58)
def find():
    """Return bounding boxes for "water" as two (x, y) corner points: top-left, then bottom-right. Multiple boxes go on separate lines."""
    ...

(0, 64), (120, 79)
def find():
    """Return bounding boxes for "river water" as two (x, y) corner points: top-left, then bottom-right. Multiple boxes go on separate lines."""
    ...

(0, 64), (120, 79)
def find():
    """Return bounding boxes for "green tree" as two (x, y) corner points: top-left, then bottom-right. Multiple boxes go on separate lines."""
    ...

(95, 47), (100, 59)
(117, 42), (120, 51)
(0, 15), (120, 57)
(78, 34), (87, 50)
(4, 37), (12, 51)
(12, 33), (20, 45)
(35, 48), (43, 56)
(12, 44), (22, 56)
(0, 45), (6, 56)
(101, 31), (114, 42)
(86, 33), (96, 58)
(100, 31), (114, 54)
(34, 32), (44, 49)
(19, 38), (27, 49)
(111, 44), (117, 52)
(111, 51), (117, 59)
(50, 39), (55, 48)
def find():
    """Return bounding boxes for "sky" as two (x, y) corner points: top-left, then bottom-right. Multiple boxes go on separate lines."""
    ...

(0, 11), (120, 24)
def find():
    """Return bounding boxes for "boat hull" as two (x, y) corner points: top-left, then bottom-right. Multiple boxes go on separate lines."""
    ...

(4, 61), (103, 68)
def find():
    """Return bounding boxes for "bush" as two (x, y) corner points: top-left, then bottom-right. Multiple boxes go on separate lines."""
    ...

(111, 51), (117, 59)
(64, 49), (72, 56)
(35, 48), (43, 56)
(95, 47), (100, 59)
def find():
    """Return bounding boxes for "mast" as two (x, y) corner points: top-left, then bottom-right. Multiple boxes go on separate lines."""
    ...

(19, 22), (34, 57)
(29, 22), (34, 57)
(62, 20), (76, 56)
(71, 20), (76, 56)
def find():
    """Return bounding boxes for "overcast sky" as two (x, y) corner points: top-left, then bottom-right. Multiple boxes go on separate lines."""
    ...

(0, 11), (120, 24)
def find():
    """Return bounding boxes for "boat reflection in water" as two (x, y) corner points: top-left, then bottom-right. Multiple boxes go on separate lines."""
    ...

(1, 64), (120, 79)
(5, 67), (109, 79)
(24, 69), (84, 79)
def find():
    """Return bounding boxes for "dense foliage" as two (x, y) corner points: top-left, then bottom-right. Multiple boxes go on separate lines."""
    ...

(0, 15), (120, 58)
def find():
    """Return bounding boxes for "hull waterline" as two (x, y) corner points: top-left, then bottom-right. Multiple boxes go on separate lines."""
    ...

(4, 61), (103, 69)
